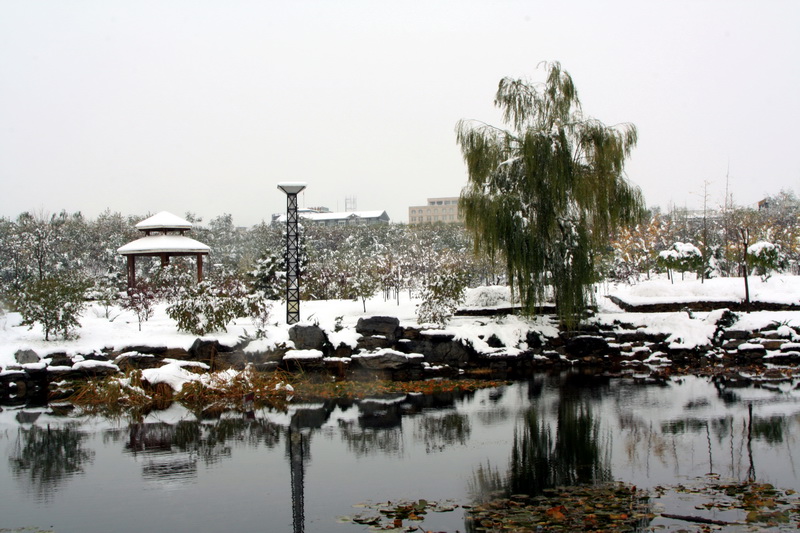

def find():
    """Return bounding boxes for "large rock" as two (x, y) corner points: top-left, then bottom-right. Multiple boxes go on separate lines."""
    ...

(352, 349), (423, 370)
(402, 335), (473, 367)
(564, 335), (610, 357)
(15, 349), (40, 365)
(289, 324), (328, 351)
(189, 338), (221, 364)
(356, 316), (400, 339)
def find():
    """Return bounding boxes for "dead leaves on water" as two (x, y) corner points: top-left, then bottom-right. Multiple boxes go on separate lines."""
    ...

(339, 498), (459, 531)
(340, 478), (800, 532)
(466, 482), (652, 532)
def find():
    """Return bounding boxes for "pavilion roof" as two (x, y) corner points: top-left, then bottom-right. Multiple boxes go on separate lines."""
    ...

(117, 235), (210, 255)
(135, 211), (193, 231)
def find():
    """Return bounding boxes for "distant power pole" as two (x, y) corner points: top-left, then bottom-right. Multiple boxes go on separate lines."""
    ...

(278, 182), (307, 325)
(345, 195), (357, 212)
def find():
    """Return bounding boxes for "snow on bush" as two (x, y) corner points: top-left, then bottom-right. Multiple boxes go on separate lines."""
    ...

(463, 285), (513, 308)
(747, 241), (787, 280)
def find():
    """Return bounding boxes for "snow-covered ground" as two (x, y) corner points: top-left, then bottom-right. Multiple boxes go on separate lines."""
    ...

(1, 275), (799, 371)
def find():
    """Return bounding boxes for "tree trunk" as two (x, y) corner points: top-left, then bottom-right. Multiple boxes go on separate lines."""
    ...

(740, 228), (750, 311)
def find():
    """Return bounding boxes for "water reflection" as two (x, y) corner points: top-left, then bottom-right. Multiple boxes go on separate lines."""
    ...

(8, 423), (94, 502)
(507, 392), (611, 497)
(2, 374), (800, 533)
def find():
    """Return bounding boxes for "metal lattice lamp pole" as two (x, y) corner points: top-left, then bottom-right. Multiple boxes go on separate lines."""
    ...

(278, 182), (307, 325)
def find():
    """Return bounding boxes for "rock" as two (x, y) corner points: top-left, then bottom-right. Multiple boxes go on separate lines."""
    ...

(357, 336), (394, 351)
(289, 324), (328, 351)
(352, 349), (423, 370)
(189, 338), (221, 365)
(486, 334), (504, 348)
(565, 335), (610, 357)
(14, 349), (39, 365)
(759, 339), (785, 351)
(356, 316), (400, 339)
(46, 353), (73, 367)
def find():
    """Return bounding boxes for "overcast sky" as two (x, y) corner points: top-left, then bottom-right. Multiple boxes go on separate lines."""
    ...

(1, 1), (798, 227)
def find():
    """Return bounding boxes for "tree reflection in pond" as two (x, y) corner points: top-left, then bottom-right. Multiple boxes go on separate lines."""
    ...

(8, 424), (95, 502)
(338, 421), (403, 457)
(511, 397), (611, 495)
(472, 381), (612, 501)
(413, 412), (471, 453)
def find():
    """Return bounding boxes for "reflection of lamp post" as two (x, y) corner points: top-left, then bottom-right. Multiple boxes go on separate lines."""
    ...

(287, 427), (307, 533)
(278, 182), (307, 325)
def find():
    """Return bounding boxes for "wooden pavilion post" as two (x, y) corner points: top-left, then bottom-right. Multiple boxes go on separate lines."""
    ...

(127, 255), (136, 289)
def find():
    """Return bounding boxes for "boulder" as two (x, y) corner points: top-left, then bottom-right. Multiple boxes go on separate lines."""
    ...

(14, 349), (40, 365)
(289, 324), (328, 351)
(189, 338), (221, 365)
(564, 335), (610, 357)
(352, 349), (423, 370)
(356, 316), (400, 339)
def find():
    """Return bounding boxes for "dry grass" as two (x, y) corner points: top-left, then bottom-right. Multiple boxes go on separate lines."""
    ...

(66, 366), (507, 415)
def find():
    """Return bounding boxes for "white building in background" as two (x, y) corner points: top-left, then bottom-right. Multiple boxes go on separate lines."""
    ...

(408, 197), (462, 225)
(272, 207), (390, 226)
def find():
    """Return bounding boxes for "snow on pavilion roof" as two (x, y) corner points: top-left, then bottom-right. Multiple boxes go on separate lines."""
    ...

(135, 211), (193, 231)
(117, 235), (210, 255)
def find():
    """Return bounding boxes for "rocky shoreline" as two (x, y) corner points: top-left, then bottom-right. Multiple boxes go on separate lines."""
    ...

(2, 304), (800, 404)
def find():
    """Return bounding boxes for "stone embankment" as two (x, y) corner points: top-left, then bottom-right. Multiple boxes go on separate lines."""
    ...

(2, 311), (800, 403)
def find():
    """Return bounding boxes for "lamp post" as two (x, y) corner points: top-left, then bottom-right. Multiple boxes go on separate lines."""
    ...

(278, 182), (307, 324)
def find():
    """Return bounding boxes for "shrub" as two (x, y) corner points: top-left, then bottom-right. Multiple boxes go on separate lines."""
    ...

(122, 282), (157, 331)
(747, 241), (788, 281)
(416, 269), (469, 327)
(167, 272), (266, 336)
(15, 273), (90, 340)
(657, 242), (703, 281)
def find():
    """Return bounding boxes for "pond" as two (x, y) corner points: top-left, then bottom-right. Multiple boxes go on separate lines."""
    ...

(1, 371), (799, 532)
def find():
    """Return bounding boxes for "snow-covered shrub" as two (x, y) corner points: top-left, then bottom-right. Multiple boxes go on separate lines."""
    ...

(150, 263), (195, 302)
(122, 282), (157, 331)
(167, 273), (258, 335)
(247, 251), (285, 300)
(463, 285), (512, 308)
(416, 269), (469, 327)
(15, 273), (90, 340)
(747, 241), (788, 281)
(657, 242), (703, 282)
(247, 291), (273, 337)
(88, 269), (125, 320)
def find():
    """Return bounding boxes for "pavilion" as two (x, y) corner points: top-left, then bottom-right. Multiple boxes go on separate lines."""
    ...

(117, 211), (210, 289)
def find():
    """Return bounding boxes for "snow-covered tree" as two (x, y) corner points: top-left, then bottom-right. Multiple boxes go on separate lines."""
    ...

(416, 263), (469, 327)
(122, 282), (157, 331)
(657, 242), (703, 282)
(457, 62), (643, 327)
(15, 273), (90, 340)
(166, 270), (256, 335)
(747, 241), (788, 281)
(247, 250), (285, 299)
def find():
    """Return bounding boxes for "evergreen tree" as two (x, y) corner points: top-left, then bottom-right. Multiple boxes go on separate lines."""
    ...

(457, 62), (644, 326)
(15, 273), (90, 340)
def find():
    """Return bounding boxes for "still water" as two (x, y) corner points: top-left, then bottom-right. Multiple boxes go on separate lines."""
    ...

(1, 371), (799, 532)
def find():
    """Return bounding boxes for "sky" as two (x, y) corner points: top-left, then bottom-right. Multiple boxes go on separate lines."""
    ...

(1, 1), (799, 227)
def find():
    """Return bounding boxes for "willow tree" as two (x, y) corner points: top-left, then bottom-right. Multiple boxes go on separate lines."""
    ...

(457, 62), (644, 327)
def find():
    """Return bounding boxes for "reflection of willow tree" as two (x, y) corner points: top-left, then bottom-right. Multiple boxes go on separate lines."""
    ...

(9, 424), (95, 501)
(508, 397), (611, 496)
(414, 412), (471, 453)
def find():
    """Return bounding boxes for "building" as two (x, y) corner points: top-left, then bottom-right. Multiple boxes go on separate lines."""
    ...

(408, 197), (462, 224)
(272, 208), (390, 226)
(117, 211), (210, 289)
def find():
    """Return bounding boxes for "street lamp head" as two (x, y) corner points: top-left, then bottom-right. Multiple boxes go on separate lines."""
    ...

(277, 182), (307, 195)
